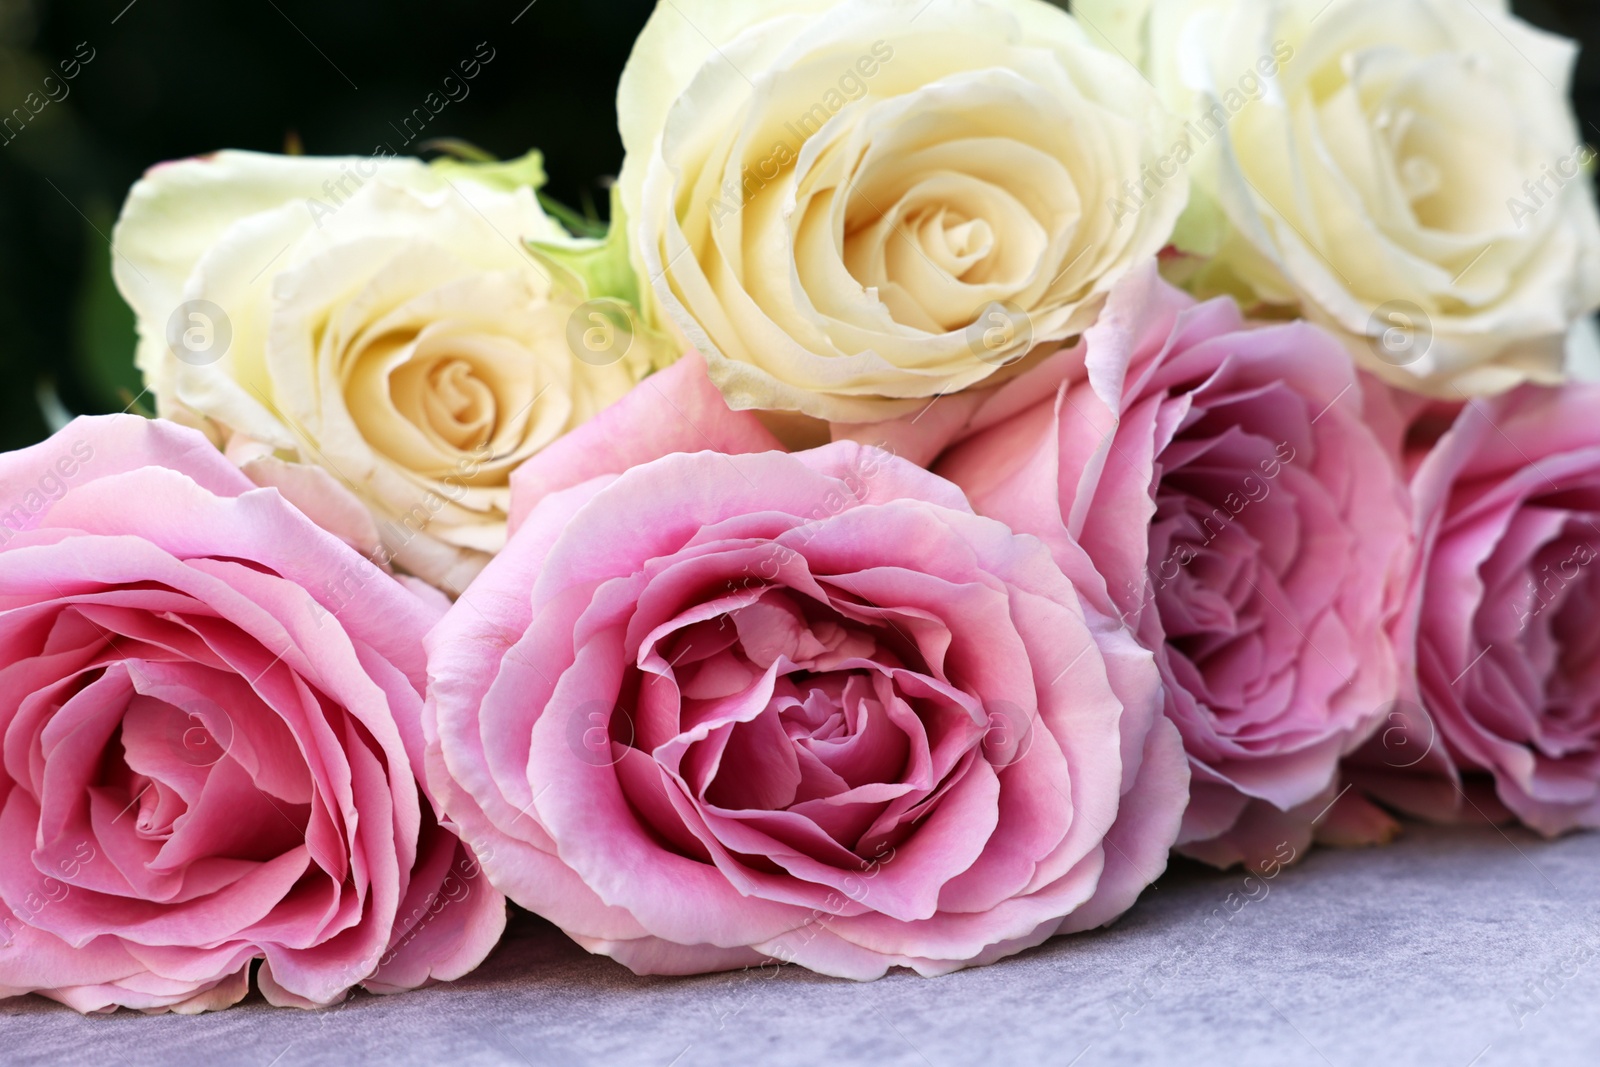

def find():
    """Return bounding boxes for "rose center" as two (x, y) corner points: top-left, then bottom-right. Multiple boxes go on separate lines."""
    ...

(836, 160), (1047, 332)
(1532, 534), (1600, 745)
(635, 586), (983, 859)
(1146, 417), (1306, 727)
(1151, 493), (1253, 649)
(414, 357), (497, 453)
(914, 207), (995, 280)
(1397, 154), (1442, 203)
(1360, 62), (1523, 235)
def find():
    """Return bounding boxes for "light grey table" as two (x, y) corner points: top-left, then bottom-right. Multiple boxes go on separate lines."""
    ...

(4, 820), (1597, 1066)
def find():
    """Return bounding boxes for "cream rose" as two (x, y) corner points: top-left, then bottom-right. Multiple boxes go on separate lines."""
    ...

(1077, 0), (1600, 396)
(112, 150), (651, 592)
(618, 0), (1186, 422)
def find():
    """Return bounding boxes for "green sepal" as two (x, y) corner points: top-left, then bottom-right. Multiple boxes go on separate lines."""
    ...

(527, 186), (679, 370)
(526, 186), (641, 307)
(427, 147), (548, 193)
(535, 191), (607, 240)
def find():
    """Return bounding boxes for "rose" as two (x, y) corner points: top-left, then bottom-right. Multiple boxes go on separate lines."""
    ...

(0, 416), (504, 1013)
(1081, 0), (1600, 396)
(1352, 384), (1600, 835)
(617, 0), (1186, 422)
(112, 150), (651, 592)
(424, 352), (1188, 977)
(936, 265), (1412, 867)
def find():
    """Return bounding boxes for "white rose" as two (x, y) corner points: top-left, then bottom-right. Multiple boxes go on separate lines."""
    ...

(112, 150), (650, 591)
(619, 0), (1186, 422)
(1078, 0), (1600, 395)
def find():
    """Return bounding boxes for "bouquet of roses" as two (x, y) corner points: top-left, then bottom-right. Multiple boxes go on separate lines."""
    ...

(4, 0), (1599, 1012)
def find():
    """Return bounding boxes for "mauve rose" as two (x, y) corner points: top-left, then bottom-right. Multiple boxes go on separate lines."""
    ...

(425, 353), (1188, 978)
(0, 416), (504, 1013)
(936, 266), (1413, 867)
(1352, 384), (1600, 834)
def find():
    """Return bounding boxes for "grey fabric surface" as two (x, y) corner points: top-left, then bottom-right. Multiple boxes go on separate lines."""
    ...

(3, 820), (1598, 1066)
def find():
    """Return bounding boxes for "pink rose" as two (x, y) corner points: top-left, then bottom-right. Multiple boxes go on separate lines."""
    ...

(0, 416), (504, 1013)
(425, 353), (1188, 978)
(937, 266), (1412, 868)
(1354, 385), (1600, 834)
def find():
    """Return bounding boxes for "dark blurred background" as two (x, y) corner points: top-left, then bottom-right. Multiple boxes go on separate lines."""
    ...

(0, 0), (1594, 449)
